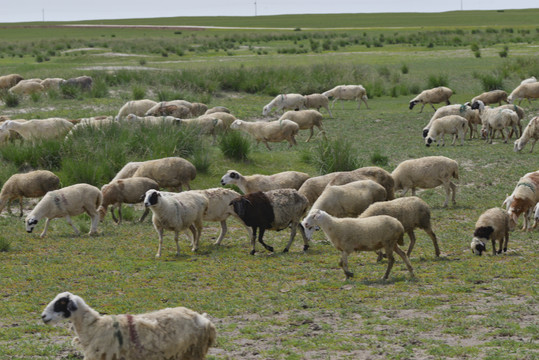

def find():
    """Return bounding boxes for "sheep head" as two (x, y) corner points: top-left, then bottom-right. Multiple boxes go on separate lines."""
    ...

(41, 292), (79, 324)
(301, 209), (323, 240)
(144, 189), (161, 207)
(25, 216), (39, 233)
(220, 170), (240, 186)
(470, 237), (486, 256)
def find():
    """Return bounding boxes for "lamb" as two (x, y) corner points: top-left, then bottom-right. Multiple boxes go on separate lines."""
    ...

(278, 110), (326, 142)
(9, 80), (44, 95)
(0, 74), (23, 89)
(40, 78), (65, 90)
(322, 85), (369, 110)
(424, 114), (468, 147)
(116, 99), (158, 120)
(177, 116), (224, 144)
(0, 118), (74, 142)
(132, 157), (197, 192)
(41, 292), (216, 360)
(229, 189), (309, 255)
(309, 180), (386, 218)
(471, 90), (508, 106)
(205, 106), (231, 115)
(61, 75), (93, 91)
(471, 101), (518, 143)
(409, 86), (453, 113)
(0, 170), (60, 217)
(262, 93), (306, 116)
(144, 189), (208, 257)
(112, 161), (144, 181)
(25, 183), (102, 238)
(230, 119), (299, 150)
(514, 116), (539, 153)
(220, 169), (310, 194)
(506, 171), (539, 231)
(422, 104), (480, 139)
(328, 166), (396, 201)
(507, 81), (539, 105)
(301, 209), (414, 280)
(298, 172), (341, 206)
(360, 197), (440, 257)
(391, 156), (459, 207)
(144, 103), (191, 118)
(97, 177), (160, 224)
(304, 93), (333, 117)
(471, 207), (510, 256)
(496, 104), (525, 137)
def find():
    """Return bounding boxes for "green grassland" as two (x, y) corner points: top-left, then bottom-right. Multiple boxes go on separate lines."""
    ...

(0, 11), (538, 360)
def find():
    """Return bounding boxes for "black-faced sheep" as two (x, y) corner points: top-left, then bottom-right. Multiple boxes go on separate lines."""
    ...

(322, 85), (369, 110)
(262, 93), (306, 116)
(279, 110), (327, 142)
(230, 119), (299, 150)
(472, 208), (510, 256)
(409, 86), (453, 113)
(220, 169), (310, 194)
(41, 292), (216, 360)
(132, 157), (197, 192)
(424, 115), (468, 147)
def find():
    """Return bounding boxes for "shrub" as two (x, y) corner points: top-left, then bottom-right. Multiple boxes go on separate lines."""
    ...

(401, 63), (409, 74)
(90, 78), (108, 98)
(219, 131), (250, 161)
(1, 91), (20, 107)
(190, 149), (211, 174)
(499, 46), (509, 58)
(427, 74), (449, 88)
(370, 149), (389, 167)
(60, 83), (81, 99)
(308, 139), (361, 175)
(30, 92), (41, 103)
(475, 73), (504, 91)
(0, 237), (11, 252)
(132, 85), (146, 100)
(0, 140), (63, 170)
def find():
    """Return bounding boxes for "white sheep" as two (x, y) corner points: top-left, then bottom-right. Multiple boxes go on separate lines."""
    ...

(0, 170), (60, 217)
(506, 171), (539, 231)
(112, 161), (144, 181)
(0, 74), (23, 89)
(392, 156), (459, 207)
(422, 104), (480, 139)
(40, 78), (65, 90)
(472, 101), (518, 143)
(144, 103), (191, 118)
(201, 112), (236, 130)
(9, 80), (44, 95)
(132, 157), (197, 192)
(41, 292), (216, 360)
(520, 76), (537, 85)
(124, 114), (180, 126)
(360, 197), (440, 258)
(304, 93), (333, 117)
(424, 114), (468, 147)
(494, 104), (525, 138)
(144, 189), (208, 257)
(190, 102), (209, 116)
(301, 209), (414, 280)
(205, 106), (231, 115)
(220, 169), (310, 194)
(25, 183), (102, 238)
(297, 172), (342, 206)
(409, 86), (453, 113)
(507, 81), (539, 105)
(65, 116), (116, 140)
(98, 177), (160, 224)
(533, 203), (539, 229)
(262, 93), (306, 116)
(514, 116), (539, 153)
(328, 166), (396, 201)
(471, 90), (508, 106)
(0, 118), (74, 143)
(471, 207), (510, 256)
(230, 119), (299, 150)
(278, 110), (326, 142)
(177, 116), (224, 145)
(116, 99), (158, 120)
(322, 85), (369, 110)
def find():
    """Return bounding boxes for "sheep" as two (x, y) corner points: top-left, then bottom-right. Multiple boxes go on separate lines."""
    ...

(278, 110), (326, 142)
(262, 93), (306, 116)
(0, 74), (23, 89)
(0, 127), (10, 145)
(520, 76), (537, 85)
(471, 90), (508, 106)
(298, 172), (342, 206)
(112, 161), (144, 181)
(144, 189), (208, 257)
(205, 106), (231, 115)
(507, 81), (539, 105)
(132, 157), (197, 192)
(424, 114), (468, 147)
(177, 116), (224, 145)
(40, 78), (65, 90)
(360, 197), (440, 258)
(201, 112), (236, 130)
(309, 180), (386, 218)
(304, 93), (333, 117)
(301, 209), (414, 280)
(61, 75), (93, 91)
(230, 119), (299, 150)
(533, 203), (539, 229)
(41, 292), (216, 360)
(190, 102), (209, 117)
(124, 114), (180, 126)
(9, 80), (44, 95)
(471, 101), (518, 143)
(328, 166), (396, 201)
(392, 156), (459, 207)
(471, 207), (510, 256)
(25, 183), (102, 238)
(65, 116), (116, 140)
(97, 177), (160, 224)
(495, 104), (525, 138)
(220, 169), (310, 194)
(145, 103), (191, 118)
(116, 99), (158, 120)
(507, 171), (539, 231)
(229, 189), (309, 255)
(322, 85), (369, 110)
(0, 170), (60, 217)
(409, 86), (453, 113)
(0, 118), (74, 142)
(422, 104), (480, 139)
(514, 116), (539, 153)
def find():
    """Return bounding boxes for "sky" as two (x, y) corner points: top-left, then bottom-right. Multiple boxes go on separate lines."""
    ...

(1, 1), (537, 23)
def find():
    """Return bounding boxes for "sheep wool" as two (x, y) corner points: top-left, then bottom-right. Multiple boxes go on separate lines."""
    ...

(262, 93), (306, 116)
(279, 110), (327, 142)
(328, 166), (396, 201)
(230, 119), (299, 150)
(132, 157), (197, 192)
(472, 207), (510, 255)
(116, 99), (158, 120)
(322, 85), (369, 110)
(304, 93), (333, 117)
(220, 169), (310, 194)
(409, 86), (453, 113)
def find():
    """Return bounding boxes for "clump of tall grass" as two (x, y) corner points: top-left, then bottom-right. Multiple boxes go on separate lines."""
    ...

(90, 78), (109, 98)
(132, 85), (146, 100)
(427, 74), (449, 88)
(60, 83), (82, 99)
(219, 131), (250, 161)
(0, 140), (63, 170)
(370, 149), (389, 167)
(307, 139), (361, 175)
(474, 72), (504, 91)
(1, 90), (20, 107)
(0, 237), (11, 252)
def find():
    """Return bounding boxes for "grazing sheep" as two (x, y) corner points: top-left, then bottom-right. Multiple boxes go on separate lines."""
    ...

(301, 209), (414, 280)
(495, 104), (525, 138)
(9, 80), (44, 95)
(40, 78), (65, 90)
(471, 207), (510, 255)
(425, 115), (468, 147)
(328, 166), (396, 201)
(205, 106), (231, 115)
(190, 102), (209, 117)
(144, 189), (208, 257)
(471, 90), (508, 106)
(98, 177), (159, 224)
(322, 85), (369, 110)
(201, 112), (236, 130)
(124, 114), (180, 126)
(116, 99), (158, 120)
(392, 156), (459, 207)
(0, 74), (23, 89)
(132, 157), (197, 192)
(0, 118), (74, 142)
(0, 170), (60, 217)
(177, 116), (224, 145)
(507, 81), (539, 105)
(422, 104), (480, 139)
(42, 292), (216, 360)
(507, 171), (539, 231)
(514, 116), (539, 153)
(262, 93), (306, 116)
(409, 86), (453, 113)
(230, 119), (299, 150)
(145, 103), (191, 118)
(520, 76), (537, 85)
(304, 93), (333, 117)
(220, 169), (310, 194)
(229, 189), (309, 255)
(298, 172), (342, 206)
(61, 75), (93, 91)
(360, 197), (440, 257)
(279, 110), (326, 142)
(112, 161), (144, 181)
(64, 116), (116, 140)
(533, 203), (539, 229)
(25, 183), (102, 238)
(472, 101), (518, 143)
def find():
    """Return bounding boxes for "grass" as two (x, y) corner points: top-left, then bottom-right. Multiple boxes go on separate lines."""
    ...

(0, 11), (538, 360)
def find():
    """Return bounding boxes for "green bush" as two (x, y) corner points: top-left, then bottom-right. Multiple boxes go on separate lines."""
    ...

(90, 78), (109, 98)
(60, 83), (81, 99)
(370, 149), (389, 167)
(1, 90), (20, 107)
(475, 73), (504, 91)
(307, 139), (361, 175)
(0, 140), (63, 170)
(219, 131), (250, 161)
(499, 46), (509, 58)
(427, 74), (449, 88)
(132, 85), (146, 100)
(0, 237), (11, 252)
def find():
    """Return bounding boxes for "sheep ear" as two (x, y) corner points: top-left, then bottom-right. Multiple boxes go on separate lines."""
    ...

(67, 299), (78, 312)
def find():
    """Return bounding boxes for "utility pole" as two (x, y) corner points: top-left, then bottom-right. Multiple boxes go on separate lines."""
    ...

(254, 1), (257, 16)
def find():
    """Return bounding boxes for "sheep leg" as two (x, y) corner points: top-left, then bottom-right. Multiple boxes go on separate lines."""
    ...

(529, 139), (537, 153)
(503, 230), (509, 253)
(174, 231), (181, 256)
(257, 228), (274, 253)
(362, 97), (369, 109)
(298, 223), (310, 252)
(424, 228), (440, 257)
(111, 205), (120, 224)
(326, 105), (333, 118)
(382, 250), (395, 280)
(188, 224), (198, 252)
(491, 237), (497, 255)
(406, 230), (416, 257)
(263, 141), (272, 151)
(89, 213), (100, 236)
(429, 103), (437, 112)
(283, 222), (299, 253)
(393, 244), (415, 277)
(18, 197), (24, 217)
(138, 208), (151, 223)
(214, 220), (227, 245)
(250, 227), (258, 255)
(339, 251), (354, 279)
(306, 128), (314, 142)
(418, 103), (426, 113)
(450, 181), (457, 205)
(40, 218), (51, 238)
(64, 215), (81, 237)
(156, 228), (165, 258)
